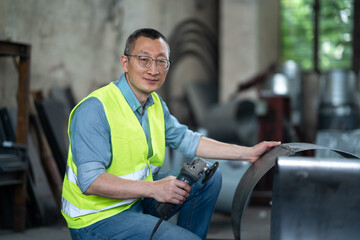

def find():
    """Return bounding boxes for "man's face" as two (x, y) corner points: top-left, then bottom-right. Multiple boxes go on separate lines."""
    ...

(121, 36), (170, 103)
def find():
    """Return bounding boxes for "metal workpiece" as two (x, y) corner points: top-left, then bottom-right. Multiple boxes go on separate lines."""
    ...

(318, 69), (359, 130)
(231, 142), (360, 240)
(272, 157), (360, 240)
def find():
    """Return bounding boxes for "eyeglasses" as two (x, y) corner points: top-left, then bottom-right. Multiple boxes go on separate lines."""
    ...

(125, 54), (172, 71)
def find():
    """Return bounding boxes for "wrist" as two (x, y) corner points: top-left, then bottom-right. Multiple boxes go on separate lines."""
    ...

(142, 180), (155, 198)
(235, 145), (252, 161)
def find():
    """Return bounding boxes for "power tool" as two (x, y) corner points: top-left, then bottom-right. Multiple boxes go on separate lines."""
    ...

(150, 158), (219, 240)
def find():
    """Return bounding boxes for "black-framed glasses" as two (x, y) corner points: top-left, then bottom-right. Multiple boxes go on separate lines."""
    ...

(125, 54), (172, 71)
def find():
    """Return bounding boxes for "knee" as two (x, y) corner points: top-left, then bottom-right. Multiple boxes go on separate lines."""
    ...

(208, 167), (222, 193)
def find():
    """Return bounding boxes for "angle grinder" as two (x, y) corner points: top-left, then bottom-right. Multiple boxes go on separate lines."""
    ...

(150, 158), (219, 240)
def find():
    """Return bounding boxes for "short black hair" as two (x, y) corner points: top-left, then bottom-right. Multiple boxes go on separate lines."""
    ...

(124, 28), (169, 55)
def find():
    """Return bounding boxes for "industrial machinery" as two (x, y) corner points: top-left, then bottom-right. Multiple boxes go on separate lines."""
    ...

(231, 142), (360, 240)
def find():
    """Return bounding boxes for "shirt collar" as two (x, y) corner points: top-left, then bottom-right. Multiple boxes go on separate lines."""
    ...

(114, 73), (154, 114)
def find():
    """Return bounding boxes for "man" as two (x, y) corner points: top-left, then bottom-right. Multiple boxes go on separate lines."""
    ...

(61, 28), (280, 240)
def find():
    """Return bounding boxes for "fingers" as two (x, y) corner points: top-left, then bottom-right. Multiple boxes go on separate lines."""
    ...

(257, 141), (281, 151)
(267, 141), (281, 147)
(167, 186), (190, 204)
(248, 141), (281, 163)
(154, 177), (191, 205)
(161, 176), (191, 193)
(174, 179), (191, 193)
(259, 141), (281, 148)
(172, 187), (190, 204)
(169, 179), (191, 204)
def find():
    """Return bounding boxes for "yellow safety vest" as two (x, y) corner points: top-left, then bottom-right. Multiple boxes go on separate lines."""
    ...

(61, 82), (165, 229)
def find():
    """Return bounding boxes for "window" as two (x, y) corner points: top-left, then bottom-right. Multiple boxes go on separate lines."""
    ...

(281, 0), (354, 72)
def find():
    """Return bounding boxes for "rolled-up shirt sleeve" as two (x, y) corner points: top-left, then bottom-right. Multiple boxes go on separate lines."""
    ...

(161, 98), (202, 159)
(70, 97), (111, 193)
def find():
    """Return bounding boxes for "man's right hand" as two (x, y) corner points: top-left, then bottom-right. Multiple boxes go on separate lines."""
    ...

(151, 176), (191, 205)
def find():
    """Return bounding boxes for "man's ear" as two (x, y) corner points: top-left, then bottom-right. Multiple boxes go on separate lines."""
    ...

(120, 55), (129, 72)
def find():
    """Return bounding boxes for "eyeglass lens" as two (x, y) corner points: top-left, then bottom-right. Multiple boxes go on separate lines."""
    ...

(138, 56), (170, 70)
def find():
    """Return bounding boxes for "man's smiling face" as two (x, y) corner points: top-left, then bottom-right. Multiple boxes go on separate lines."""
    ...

(121, 36), (170, 104)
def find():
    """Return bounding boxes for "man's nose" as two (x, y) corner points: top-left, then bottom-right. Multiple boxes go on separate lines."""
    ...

(148, 61), (159, 75)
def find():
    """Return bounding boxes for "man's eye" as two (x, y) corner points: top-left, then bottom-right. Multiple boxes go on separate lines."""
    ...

(157, 59), (167, 66)
(139, 57), (150, 64)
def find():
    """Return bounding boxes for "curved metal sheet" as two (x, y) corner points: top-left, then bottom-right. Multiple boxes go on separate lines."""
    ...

(231, 142), (360, 240)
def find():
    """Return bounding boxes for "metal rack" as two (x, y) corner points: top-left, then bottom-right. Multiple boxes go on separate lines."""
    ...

(0, 40), (31, 232)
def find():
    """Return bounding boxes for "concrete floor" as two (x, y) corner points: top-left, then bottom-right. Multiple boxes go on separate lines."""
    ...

(207, 206), (271, 240)
(0, 206), (271, 240)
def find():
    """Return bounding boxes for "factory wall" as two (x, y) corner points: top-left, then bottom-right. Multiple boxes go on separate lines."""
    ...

(0, 0), (278, 115)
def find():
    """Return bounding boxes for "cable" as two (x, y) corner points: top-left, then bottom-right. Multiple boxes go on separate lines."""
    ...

(149, 216), (164, 240)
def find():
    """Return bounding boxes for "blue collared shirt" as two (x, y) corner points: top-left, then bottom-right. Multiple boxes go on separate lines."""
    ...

(70, 73), (202, 193)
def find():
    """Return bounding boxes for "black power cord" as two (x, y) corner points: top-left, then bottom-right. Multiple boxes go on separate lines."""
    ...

(149, 216), (164, 240)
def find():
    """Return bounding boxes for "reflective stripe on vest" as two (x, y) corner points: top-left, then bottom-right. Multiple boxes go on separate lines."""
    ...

(61, 196), (137, 218)
(150, 164), (160, 175)
(66, 164), (160, 186)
